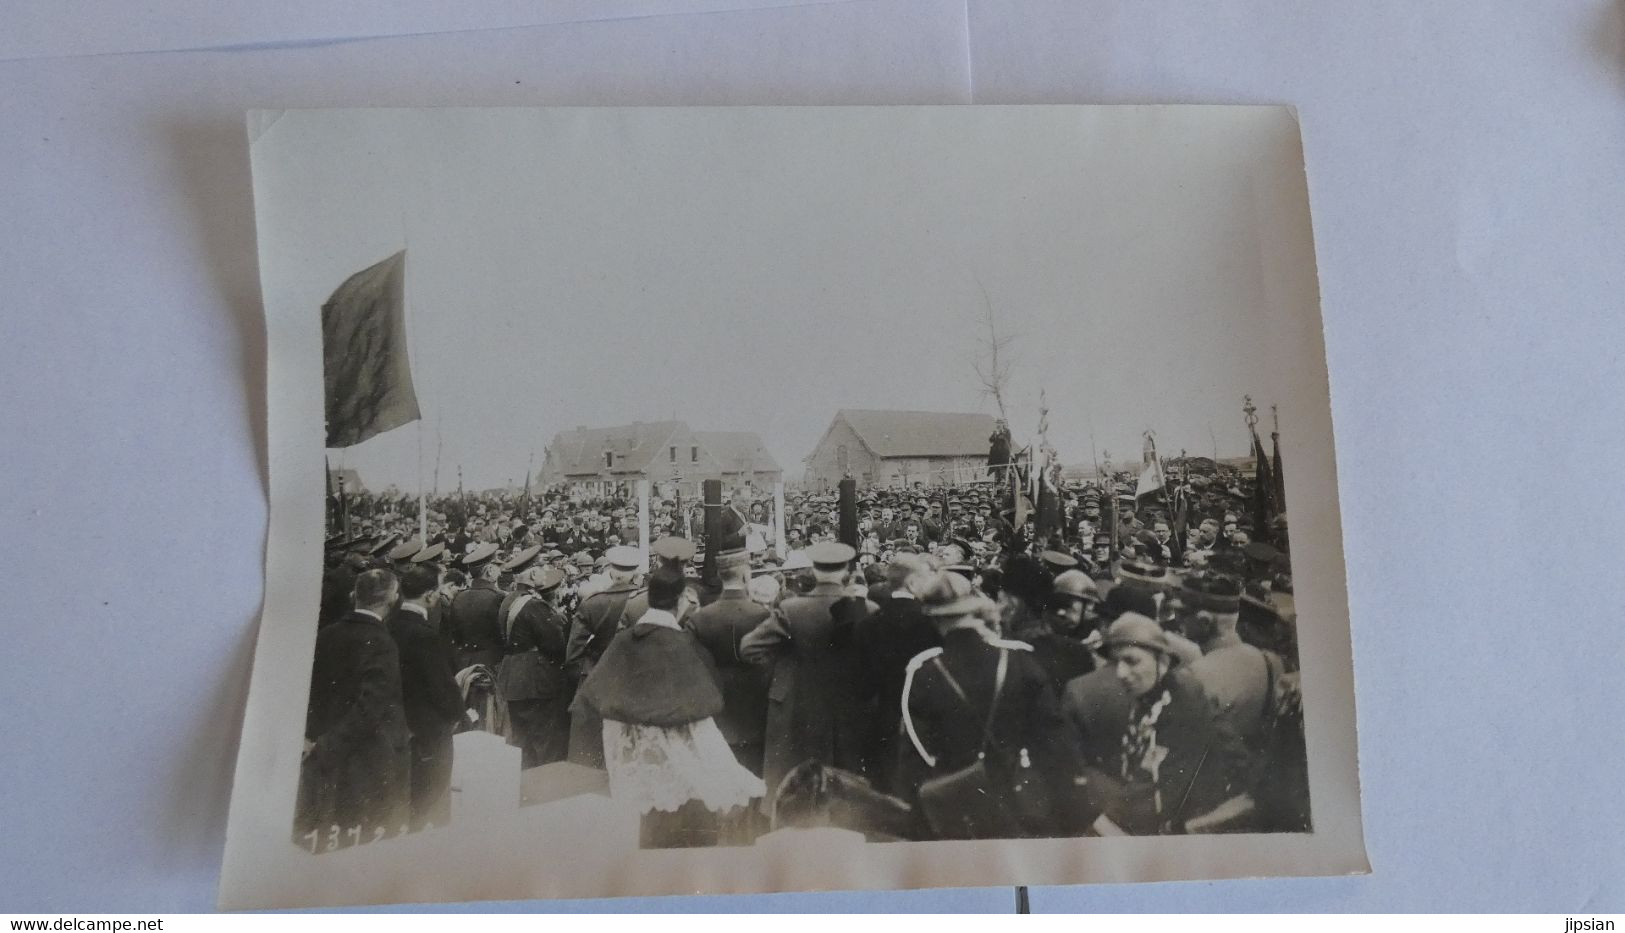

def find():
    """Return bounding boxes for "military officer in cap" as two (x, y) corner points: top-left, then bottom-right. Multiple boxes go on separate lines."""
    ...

(445, 542), (505, 670)
(411, 541), (447, 566)
(565, 545), (643, 767)
(410, 539), (447, 627)
(497, 564), (573, 768)
(566, 545), (644, 676)
(497, 542), (541, 591)
(741, 540), (875, 799)
(1040, 548), (1079, 578)
(1087, 534), (1115, 584)
(386, 537), (424, 570)
(369, 533), (403, 563)
(620, 535), (698, 627)
(686, 548), (773, 777)
(922, 500), (946, 543)
(1172, 572), (1278, 750)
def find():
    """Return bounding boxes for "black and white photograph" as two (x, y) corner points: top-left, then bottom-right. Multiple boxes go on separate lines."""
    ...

(224, 105), (1365, 907)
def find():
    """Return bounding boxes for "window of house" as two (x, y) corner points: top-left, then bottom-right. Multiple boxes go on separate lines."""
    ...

(604, 450), (614, 468)
(690, 445), (698, 463)
(669, 446), (676, 463)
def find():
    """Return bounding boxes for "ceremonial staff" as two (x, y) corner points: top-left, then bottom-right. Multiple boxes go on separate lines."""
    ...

(837, 476), (859, 550)
(670, 465), (685, 539)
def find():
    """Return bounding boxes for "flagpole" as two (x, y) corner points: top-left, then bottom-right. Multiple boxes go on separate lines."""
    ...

(637, 480), (651, 573)
(773, 481), (786, 556)
(417, 420), (427, 543)
(433, 408), (443, 496)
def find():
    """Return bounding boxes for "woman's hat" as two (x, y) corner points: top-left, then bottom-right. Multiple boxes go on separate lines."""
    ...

(1175, 571), (1242, 613)
(1116, 559), (1172, 590)
(1100, 612), (1172, 657)
(915, 569), (993, 618)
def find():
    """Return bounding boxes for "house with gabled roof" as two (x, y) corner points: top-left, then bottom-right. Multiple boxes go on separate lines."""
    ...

(539, 420), (781, 497)
(802, 409), (996, 491)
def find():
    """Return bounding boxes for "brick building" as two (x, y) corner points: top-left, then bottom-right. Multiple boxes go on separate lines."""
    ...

(802, 409), (995, 491)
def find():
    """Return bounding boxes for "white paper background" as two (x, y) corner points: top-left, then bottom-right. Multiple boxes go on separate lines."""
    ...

(3, 0), (1623, 912)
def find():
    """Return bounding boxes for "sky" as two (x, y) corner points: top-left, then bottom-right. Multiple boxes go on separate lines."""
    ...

(253, 106), (1323, 492)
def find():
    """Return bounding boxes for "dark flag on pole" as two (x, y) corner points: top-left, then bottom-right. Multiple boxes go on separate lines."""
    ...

(1271, 409), (1286, 514)
(322, 250), (420, 448)
(1251, 425), (1276, 544)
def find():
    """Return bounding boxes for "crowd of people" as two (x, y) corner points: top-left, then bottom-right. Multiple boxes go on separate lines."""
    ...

(298, 464), (1307, 852)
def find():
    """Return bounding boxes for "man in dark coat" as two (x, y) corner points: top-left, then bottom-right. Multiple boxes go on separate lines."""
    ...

(851, 554), (940, 792)
(714, 485), (753, 554)
(445, 543), (504, 669)
(319, 552), (367, 629)
(986, 419), (1012, 481)
(497, 565), (574, 768)
(565, 546), (643, 678)
(998, 556), (1096, 693)
(893, 569), (1096, 840)
(740, 541), (875, 801)
(686, 550), (772, 776)
(565, 546), (643, 766)
(296, 569), (411, 847)
(386, 564), (465, 831)
(619, 536), (697, 628)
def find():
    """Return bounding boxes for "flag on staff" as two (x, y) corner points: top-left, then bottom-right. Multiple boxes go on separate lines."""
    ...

(1135, 457), (1166, 506)
(1271, 408), (1287, 514)
(322, 250), (420, 448)
(1009, 458), (1034, 531)
(1245, 397), (1278, 543)
(1252, 426), (1276, 540)
(1169, 474), (1189, 555)
(325, 457), (337, 525)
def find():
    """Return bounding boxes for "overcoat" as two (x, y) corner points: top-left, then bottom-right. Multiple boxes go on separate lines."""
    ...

(386, 605), (464, 827)
(565, 582), (639, 677)
(446, 578), (504, 669)
(894, 628), (1094, 837)
(740, 583), (875, 798)
(297, 611), (411, 840)
(851, 593), (940, 788)
(687, 590), (773, 773)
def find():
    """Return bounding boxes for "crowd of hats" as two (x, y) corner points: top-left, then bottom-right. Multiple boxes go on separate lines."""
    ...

(325, 467), (1291, 605)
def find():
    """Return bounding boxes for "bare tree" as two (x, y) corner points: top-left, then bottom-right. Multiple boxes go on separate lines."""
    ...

(970, 279), (1016, 422)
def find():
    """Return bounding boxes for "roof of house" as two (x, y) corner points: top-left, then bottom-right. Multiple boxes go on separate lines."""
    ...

(693, 431), (782, 474)
(544, 421), (683, 476)
(545, 422), (780, 476)
(834, 409), (996, 458)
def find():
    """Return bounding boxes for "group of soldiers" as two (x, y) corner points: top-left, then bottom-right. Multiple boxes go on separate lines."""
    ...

(300, 468), (1306, 850)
